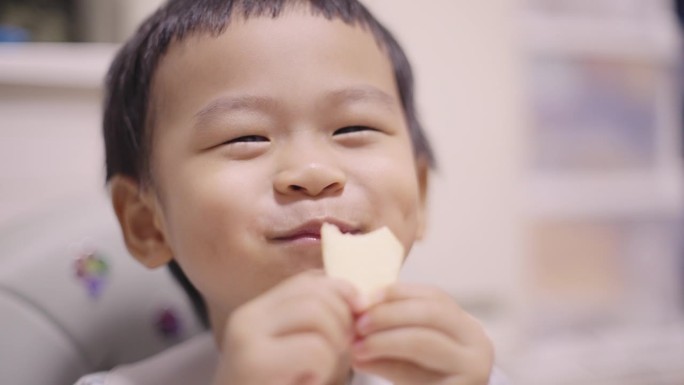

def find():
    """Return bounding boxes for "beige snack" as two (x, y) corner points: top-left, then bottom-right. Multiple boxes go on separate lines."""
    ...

(321, 223), (404, 298)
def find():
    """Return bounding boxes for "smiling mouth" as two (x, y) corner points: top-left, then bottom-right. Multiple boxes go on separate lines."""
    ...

(276, 232), (321, 242)
(271, 218), (360, 243)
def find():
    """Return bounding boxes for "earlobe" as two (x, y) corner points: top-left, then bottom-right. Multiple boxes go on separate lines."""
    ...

(415, 157), (430, 241)
(110, 176), (173, 269)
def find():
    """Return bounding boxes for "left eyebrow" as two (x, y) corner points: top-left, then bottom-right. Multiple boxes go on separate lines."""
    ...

(325, 86), (400, 112)
(193, 95), (278, 129)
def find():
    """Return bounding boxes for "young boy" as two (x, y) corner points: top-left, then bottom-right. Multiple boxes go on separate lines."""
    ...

(79, 0), (506, 384)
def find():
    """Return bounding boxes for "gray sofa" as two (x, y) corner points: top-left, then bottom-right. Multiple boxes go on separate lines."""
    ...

(0, 195), (203, 385)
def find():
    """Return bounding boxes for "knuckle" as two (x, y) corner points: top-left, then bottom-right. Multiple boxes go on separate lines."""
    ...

(419, 300), (442, 320)
(472, 360), (494, 385)
(402, 300), (442, 326)
(298, 298), (327, 318)
(284, 270), (319, 289)
(426, 285), (450, 300)
(226, 308), (252, 341)
(483, 334), (495, 357)
(300, 334), (335, 362)
(297, 275), (330, 295)
(464, 342), (495, 385)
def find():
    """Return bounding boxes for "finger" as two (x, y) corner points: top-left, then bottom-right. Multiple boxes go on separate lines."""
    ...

(270, 294), (353, 352)
(367, 284), (486, 346)
(217, 333), (339, 385)
(357, 297), (469, 343)
(293, 270), (364, 313)
(232, 272), (354, 340)
(375, 282), (453, 304)
(266, 271), (361, 314)
(352, 327), (464, 374)
(265, 272), (357, 333)
(326, 277), (365, 314)
(272, 333), (340, 385)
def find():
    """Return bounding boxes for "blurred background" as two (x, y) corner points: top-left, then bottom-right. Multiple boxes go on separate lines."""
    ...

(1, 0), (683, 384)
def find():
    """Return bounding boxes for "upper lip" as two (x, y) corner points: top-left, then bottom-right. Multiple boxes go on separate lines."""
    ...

(270, 218), (360, 241)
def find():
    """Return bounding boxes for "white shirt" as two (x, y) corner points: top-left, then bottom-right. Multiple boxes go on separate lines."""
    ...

(75, 333), (508, 385)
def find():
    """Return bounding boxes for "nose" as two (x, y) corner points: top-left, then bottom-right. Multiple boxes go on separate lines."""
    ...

(274, 156), (346, 198)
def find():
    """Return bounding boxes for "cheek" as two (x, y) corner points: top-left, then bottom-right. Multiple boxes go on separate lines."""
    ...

(387, 174), (422, 250)
(164, 171), (257, 250)
(157, 151), (266, 239)
(159, 179), (278, 310)
(358, 154), (422, 249)
(157, 164), (266, 280)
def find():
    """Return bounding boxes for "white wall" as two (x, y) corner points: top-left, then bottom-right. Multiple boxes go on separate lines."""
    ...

(0, 44), (116, 225)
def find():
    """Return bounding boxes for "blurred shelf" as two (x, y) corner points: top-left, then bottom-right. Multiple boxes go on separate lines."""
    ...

(0, 43), (117, 89)
(521, 10), (680, 57)
(527, 169), (684, 219)
(511, 322), (684, 385)
(522, 8), (684, 221)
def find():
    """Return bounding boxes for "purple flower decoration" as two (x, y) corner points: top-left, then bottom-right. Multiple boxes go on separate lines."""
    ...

(155, 307), (182, 339)
(74, 251), (110, 299)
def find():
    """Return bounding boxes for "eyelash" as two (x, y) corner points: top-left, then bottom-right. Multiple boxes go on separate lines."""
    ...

(226, 135), (269, 144)
(333, 125), (377, 135)
(219, 126), (376, 147)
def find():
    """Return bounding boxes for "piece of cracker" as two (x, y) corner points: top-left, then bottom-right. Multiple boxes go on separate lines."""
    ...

(321, 223), (404, 298)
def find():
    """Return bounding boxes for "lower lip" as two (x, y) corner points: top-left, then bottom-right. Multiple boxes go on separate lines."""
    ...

(274, 235), (321, 246)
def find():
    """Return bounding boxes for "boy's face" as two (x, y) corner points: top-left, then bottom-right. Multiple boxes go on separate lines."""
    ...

(117, 11), (428, 324)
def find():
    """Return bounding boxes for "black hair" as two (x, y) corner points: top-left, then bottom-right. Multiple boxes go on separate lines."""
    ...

(104, 0), (435, 328)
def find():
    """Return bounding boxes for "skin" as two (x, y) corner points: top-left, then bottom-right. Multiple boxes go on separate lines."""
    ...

(110, 8), (493, 385)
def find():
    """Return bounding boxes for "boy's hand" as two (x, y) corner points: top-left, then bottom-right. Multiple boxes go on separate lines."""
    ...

(213, 271), (360, 385)
(351, 283), (494, 385)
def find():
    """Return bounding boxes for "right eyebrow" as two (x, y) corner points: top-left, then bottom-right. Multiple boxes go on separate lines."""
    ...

(193, 95), (278, 128)
(326, 86), (399, 112)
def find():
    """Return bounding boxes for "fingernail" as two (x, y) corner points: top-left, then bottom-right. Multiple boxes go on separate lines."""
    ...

(298, 372), (318, 385)
(353, 339), (365, 354)
(356, 314), (370, 335)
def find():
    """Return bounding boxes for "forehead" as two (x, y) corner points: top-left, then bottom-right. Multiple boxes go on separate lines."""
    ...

(150, 11), (398, 124)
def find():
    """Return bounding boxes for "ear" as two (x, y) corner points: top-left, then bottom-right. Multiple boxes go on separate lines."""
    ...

(415, 157), (430, 241)
(109, 176), (173, 269)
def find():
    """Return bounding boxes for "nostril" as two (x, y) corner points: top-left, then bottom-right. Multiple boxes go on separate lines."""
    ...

(323, 182), (343, 193)
(275, 166), (346, 197)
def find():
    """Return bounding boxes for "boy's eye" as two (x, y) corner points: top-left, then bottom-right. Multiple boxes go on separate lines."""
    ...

(226, 135), (269, 144)
(333, 125), (377, 135)
(214, 134), (270, 160)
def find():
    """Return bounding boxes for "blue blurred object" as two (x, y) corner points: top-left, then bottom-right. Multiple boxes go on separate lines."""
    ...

(0, 25), (30, 42)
